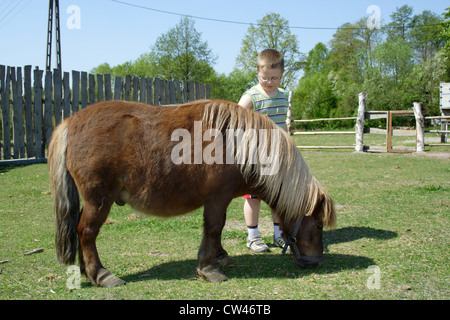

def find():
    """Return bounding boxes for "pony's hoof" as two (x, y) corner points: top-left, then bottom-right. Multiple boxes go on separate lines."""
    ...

(197, 266), (228, 283)
(96, 268), (126, 288)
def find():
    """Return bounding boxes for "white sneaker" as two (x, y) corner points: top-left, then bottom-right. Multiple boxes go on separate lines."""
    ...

(246, 236), (270, 253)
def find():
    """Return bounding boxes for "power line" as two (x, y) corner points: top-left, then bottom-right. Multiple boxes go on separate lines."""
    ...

(0, 0), (32, 30)
(108, 0), (349, 29)
(109, 0), (441, 31)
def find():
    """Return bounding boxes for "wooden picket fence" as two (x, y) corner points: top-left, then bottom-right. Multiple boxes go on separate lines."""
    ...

(0, 65), (210, 162)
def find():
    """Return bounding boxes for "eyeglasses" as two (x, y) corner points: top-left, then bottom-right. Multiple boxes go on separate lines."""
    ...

(259, 76), (282, 82)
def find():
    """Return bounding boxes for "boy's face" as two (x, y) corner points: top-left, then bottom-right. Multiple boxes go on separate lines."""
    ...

(258, 67), (283, 94)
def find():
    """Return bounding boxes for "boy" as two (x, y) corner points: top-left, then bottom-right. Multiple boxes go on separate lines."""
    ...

(238, 49), (288, 253)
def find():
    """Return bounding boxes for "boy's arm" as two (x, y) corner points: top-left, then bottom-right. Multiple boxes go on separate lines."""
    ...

(238, 94), (253, 110)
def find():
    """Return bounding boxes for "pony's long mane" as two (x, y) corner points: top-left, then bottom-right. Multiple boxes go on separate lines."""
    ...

(201, 100), (331, 225)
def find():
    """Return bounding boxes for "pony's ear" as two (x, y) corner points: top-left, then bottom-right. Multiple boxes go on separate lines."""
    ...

(320, 188), (337, 230)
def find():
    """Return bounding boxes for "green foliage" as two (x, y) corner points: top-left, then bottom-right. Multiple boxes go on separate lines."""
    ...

(88, 7), (448, 124)
(151, 17), (216, 82)
(234, 13), (303, 89)
(292, 43), (338, 128)
(385, 5), (413, 41)
(294, 6), (446, 128)
(408, 10), (445, 63)
(208, 69), (254, 102)
(439, 7), (450, 82)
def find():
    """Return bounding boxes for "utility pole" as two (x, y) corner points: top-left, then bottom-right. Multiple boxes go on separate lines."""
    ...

(45, 0), (62, 72)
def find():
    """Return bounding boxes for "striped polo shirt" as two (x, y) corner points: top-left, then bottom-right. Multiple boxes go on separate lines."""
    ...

(244, 86), (288, 129)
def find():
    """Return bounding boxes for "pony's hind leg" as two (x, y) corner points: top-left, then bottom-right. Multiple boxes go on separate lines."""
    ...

(196, 198), (231, 282)
(78, 199), (126, 287)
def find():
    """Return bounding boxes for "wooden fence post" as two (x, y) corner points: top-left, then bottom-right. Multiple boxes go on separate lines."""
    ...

(286, 91), (292, 133)
(175, 81), (182, 104)
(182, 81), (188, 102)
(113, 76), (122, 101)
(188, 81), (195, 102)
(355, 92), (366, 152)
(169, 81), (176, 104)
(124, 75), (131, 101)
(53, 69), (62, 126)
(153, 78), (161, 105)
(63, 72), (71, 119)
(132, 76), (139, 102)
(33, 68), (44, 158)
(24, 65), (34, 158)
(0, 65), (5, 159)
(44, 71), (53, 149)
(81, 72), (88, 109)
(139, 78), (146, 103)
(413, 102), (425, 152)
(146, 78), (152, 105)
(104, 74), (112, 101)
(205, 84), (210, 99)
(1, 66), (12, 159)
(97, 74), (104, 102)
(164, 80), (169, 104)
(12, 67), (26, 158)
(72, 71), (80, 114)
(88, 73), (95, 105)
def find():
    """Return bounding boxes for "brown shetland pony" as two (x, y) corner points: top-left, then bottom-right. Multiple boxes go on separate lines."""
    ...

(48, 99), (336, 287)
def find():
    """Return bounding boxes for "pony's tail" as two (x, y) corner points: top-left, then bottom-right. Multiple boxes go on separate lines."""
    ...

(48, 120), (80, 265)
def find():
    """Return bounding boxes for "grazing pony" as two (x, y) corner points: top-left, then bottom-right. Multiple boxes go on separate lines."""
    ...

(48, 100), (336, 287)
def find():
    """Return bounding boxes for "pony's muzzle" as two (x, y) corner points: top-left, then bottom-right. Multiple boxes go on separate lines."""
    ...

(294, 255), (324, 268)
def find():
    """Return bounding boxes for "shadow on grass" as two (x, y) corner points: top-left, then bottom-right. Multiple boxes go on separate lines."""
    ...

(121, 253), (375, 284)
(324, 226), (397, 251)
(121, 226), (395, 283)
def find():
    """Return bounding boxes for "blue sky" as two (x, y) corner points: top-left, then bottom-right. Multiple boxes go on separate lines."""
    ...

(0, 0), (448, 75)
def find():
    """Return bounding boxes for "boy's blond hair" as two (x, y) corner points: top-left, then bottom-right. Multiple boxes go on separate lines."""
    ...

(257, 49), (285, 72)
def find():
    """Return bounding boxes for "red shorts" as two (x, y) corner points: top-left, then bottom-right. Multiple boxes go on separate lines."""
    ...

(243, 195), (258, 199)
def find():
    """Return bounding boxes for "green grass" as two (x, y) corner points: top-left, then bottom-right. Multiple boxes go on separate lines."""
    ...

(0, 144), (449, 300)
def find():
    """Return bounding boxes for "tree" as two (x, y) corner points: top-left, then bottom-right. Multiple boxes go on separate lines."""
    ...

(439, 7), (450, 81)
(354, 18), (383, 71)
(405, 51), (447, 115)
(303, 42), (328, 74)
(208, 69), (254, 102)
(91, 62), (113, 75)
(151, 16), (216, 82)
(360, 38), (414, 111)
(385, 5), (413, 41)
(130, 52), (158, 78)
(440, 7), (450, 52)
(234, 13), (303, 89)
(327, 22), (367, 114)
(293, 43), (337, 124)
(371, 38), (414, 84)
(110, 61), (134, 78)
(328, 22), (364, 82)
(408, 10), (444, 63)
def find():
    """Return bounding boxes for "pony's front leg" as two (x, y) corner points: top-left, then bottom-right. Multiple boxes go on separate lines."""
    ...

(78, 201), (126, 288)
(196, 199), (230, 282)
